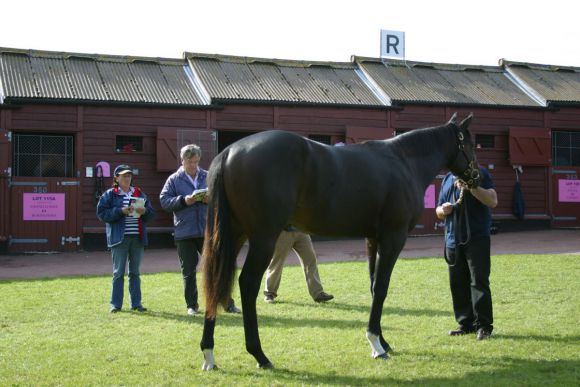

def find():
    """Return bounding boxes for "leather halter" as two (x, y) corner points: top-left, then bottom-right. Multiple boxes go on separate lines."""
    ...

(453, 129), (480, 189)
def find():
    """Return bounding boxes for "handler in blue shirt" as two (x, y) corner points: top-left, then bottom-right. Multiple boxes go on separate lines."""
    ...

(436, 166), (497, 340)
(160, 144), (240, 316)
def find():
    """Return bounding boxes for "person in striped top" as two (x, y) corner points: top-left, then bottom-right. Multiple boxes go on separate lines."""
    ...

(97, 164), (156, 313)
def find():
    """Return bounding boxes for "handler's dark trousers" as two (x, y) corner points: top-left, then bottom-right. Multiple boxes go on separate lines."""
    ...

(176, 237), (203, 310)
(446, 235), (493, 331)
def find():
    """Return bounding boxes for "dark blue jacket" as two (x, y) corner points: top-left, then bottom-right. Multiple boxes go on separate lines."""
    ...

(159, 167), (208, 240)
(438, 167), (494, 248)
(97, 186), (156, 247)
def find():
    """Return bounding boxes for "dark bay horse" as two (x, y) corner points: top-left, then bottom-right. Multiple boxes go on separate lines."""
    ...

(200, 113), (480, 370)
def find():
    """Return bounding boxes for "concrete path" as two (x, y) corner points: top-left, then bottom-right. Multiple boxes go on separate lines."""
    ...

(1, 229), (579, 280)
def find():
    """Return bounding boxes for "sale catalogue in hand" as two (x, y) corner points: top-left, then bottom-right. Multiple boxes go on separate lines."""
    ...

(129, 197), (146, 217)
(192, 188), (208, 202)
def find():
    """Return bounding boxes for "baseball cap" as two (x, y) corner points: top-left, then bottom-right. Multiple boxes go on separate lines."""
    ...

(114, 164), (133, 176)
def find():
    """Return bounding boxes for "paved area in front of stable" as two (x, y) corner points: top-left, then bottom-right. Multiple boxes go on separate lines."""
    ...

(1, 229), (579, 280)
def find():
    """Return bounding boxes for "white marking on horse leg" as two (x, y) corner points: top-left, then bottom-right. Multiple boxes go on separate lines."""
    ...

(366, 331), (386, 358)
(202, 349), (217, 371)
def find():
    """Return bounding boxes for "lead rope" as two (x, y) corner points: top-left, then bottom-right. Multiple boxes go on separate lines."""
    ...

(453, 182), (471, 246)
(94, 165), (104, 206)
(454, 186), (465, 207)
(445, 182), (471, 267)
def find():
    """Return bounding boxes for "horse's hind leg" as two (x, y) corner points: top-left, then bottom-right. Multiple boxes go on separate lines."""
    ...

(366, 238), (378, 295)
(367, 231), (407, 360)
(201, 316), (217, 370)
(200, 235), (245, 371)
(239, 238), (277, 368)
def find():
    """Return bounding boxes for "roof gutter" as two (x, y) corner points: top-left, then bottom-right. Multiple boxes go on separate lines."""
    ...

(210, 98), (402, 111)
(1, 97), (223, 110)
(391, 100), (554, 111)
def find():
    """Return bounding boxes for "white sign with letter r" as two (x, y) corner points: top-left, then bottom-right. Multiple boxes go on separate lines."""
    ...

(380, 30), (405, 60)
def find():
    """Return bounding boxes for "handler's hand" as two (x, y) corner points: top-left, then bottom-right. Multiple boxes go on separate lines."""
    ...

(440, 202), (454, 216)
(455, 180), (468, 190)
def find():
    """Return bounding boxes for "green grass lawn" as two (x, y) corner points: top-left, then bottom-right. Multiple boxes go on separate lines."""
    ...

(1, 254), (579, 386)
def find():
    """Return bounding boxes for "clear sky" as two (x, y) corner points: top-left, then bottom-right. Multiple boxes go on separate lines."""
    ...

(3, 0), (579, 67)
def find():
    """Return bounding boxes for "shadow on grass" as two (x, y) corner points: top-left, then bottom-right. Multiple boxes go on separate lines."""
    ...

(224, 358), (580, 386)
(130, 302), (442, 330)
(271, 299), (448, 317)
(495, 332), (580, 344)
(127, 310), (207, 325)
(131, 308), (369, 330)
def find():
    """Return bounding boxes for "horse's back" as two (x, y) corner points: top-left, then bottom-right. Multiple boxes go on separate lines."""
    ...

(212, 130), (419, 238)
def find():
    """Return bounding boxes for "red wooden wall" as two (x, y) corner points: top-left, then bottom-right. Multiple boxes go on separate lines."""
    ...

(2, 102), (579, 252)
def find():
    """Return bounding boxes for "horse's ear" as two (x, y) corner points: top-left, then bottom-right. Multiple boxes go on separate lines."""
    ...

(459, 113), (474, 129)
(448, 112), (458, 125)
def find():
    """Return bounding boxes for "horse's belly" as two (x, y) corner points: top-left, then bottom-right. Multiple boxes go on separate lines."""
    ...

(292, 209), (377, 238)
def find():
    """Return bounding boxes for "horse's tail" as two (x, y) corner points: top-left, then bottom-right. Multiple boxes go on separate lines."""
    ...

(202, 150), (237, 319)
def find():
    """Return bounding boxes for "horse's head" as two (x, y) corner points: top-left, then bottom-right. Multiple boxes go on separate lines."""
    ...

(447, 113), (480, 188)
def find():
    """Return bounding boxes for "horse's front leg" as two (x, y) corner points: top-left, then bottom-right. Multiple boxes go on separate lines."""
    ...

(239, 242), (275, 368)
(367, 231), (407, 360)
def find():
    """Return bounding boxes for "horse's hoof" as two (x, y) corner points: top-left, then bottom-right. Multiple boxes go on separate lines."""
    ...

(380, 337), (393, 353)
(202, 349), (218, 371)
(202, 362), (218, 371)
(257, 361), (274, 369)
(373, 352), (389, 360)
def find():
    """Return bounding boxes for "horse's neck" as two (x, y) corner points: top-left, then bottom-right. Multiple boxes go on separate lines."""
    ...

(396, 126), (455, 190)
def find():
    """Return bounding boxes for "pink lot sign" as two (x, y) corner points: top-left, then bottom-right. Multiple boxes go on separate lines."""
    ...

(559, 179), (580, 203)
(424, 184), (436, 208)
(23, 193), (65, 221)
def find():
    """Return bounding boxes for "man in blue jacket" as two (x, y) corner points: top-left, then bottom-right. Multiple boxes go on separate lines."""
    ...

(436, 166), (497, 340)
(160, 144), (240, 316)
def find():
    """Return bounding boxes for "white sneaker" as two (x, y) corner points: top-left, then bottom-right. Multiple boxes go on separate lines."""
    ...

(187, 307), (199, 316)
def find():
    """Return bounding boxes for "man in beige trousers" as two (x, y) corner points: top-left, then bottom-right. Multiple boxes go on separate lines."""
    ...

(263, 226), (334, 303)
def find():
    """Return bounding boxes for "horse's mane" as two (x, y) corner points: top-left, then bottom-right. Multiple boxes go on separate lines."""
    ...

(390, 124), (453, 157)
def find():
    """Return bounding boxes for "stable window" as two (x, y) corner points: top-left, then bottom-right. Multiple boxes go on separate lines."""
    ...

(475, 134), (494, 149)
(12, 134), (74, 177)
(116, 135), (143, 153)
(308, 134), (331, 145)
(552, 131), (580, 166)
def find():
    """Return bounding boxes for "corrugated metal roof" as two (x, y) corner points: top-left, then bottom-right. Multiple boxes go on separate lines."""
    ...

(0, 47), (205, 105)
(501, 59), (580, 105)
(354, 57), (540, 107)
(186, 52), (384, 106)
(1, 47), (577, 110)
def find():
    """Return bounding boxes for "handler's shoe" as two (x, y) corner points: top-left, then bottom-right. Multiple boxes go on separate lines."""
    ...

(110, 307), (121, 313)
(448, 326), (476, 336)
(476, 327), (492, 341)
(131, 306), (147, 312)
(264, 295), (276, 304)
(314, 292), (334, 303)
(226, 304), (241, 314)
(187, 307), (199, 316)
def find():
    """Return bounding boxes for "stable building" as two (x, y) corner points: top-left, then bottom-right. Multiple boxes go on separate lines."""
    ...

(0, 47), (579, 253)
